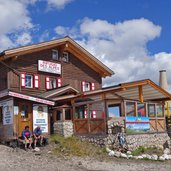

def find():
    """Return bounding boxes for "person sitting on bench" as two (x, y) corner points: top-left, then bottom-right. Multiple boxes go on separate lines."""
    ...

(33, 126), (44, 147)
(22, 126), (32, 150)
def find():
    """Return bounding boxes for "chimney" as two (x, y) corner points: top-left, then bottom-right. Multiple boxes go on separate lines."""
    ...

(159, 70), (168, 91)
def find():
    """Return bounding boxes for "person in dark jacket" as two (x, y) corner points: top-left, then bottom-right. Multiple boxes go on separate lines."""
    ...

(33, 126), (44, 148)
(22, 126), (32, 150)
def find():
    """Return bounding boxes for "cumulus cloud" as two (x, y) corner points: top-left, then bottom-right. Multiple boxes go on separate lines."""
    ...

(0, 0), (34, 51)
(54, 17), (171, 91)
(46, 0), (74, 9)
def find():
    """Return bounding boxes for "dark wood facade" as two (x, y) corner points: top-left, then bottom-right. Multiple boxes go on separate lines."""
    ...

(2, 48), (101, 95)
(0, 37), (113, 140)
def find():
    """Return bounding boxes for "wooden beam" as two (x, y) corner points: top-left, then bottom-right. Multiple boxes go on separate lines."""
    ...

(138, 85), (144, 103)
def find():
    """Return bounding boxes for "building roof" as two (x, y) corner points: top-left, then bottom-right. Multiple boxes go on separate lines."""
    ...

(38, 85), (79, 99)
(83, 79), (171, 102)
(0, 36), (114, 78)
(53, 79), (171, 102)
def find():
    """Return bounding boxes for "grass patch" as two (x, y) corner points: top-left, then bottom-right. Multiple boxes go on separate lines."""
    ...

(131, 146), (163, 156)
(50, 134), (107, 158)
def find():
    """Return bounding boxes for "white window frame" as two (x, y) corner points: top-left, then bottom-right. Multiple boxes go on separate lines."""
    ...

(49, 77), (57, 89)
(85, 82), (91, 91)
(25, 74), (33, 88)
(63, 52), (69, 62)
(52, 49), (59, 60)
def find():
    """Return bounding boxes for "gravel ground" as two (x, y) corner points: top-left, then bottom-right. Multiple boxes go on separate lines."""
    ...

(0, 145), (171, 171)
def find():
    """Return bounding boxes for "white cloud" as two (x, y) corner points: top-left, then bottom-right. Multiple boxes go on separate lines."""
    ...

(54, 17), (171, 91)
(39, 30), (50, 42)
(15, 32), (32, 45)
(0, 0), (34, 51)
(47, 0), (74, 9)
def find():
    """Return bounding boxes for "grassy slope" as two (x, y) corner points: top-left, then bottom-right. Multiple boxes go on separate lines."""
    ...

(50, 134), (107, 158)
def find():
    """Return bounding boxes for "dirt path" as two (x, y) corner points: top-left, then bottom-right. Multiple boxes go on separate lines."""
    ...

(0, 145), (171, 171)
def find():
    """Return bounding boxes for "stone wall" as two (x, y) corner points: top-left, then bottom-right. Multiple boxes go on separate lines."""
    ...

(126, 133), (170, 151)
(107, 119), (125, 134)
(53, 121), (74, 138)
(79, 132), (170, 151)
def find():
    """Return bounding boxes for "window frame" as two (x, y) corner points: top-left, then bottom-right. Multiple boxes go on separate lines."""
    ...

(25, 74), (33, 88)
(147, 103), (156, 117)
(62, 52), (69, 62)
(52, 49), (59, 60)
(125, 101), (136, 117)
(108, 104), (121, 118)
(45, 77), (62, 90)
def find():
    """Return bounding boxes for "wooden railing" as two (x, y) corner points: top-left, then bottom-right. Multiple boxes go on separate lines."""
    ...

(74, 118), (106, 134)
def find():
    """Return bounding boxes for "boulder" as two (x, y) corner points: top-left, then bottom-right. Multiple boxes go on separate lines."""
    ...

(106, 147), (112, 153)
(159, 156), (165, 161)
(114, 151), (121, 158)
(120, 153), (128, 158)
(146, 154), (152, 160)
(127, 155), (133, 159)
(163, 154), (169, 160)
(164, 148), (170, 155)
(167, 155), (171, 160)
(34, 147), (40, 152)
(108, 150), (115, 157)
(137, 156), (143, 159)
(142, 154), (147, 158)
(126, 151), (132, 155)
(151, 154), (158, 160)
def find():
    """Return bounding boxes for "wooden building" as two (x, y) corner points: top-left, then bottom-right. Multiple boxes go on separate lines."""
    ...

(0, 36), (170, 141)
(0, 36), (113, 140)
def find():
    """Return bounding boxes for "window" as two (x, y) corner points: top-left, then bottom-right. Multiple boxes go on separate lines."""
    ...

(52, 49), (59, 60)
(126, 102), (135, 116)
(49, 78), (57, 89)
(21, 105), (29, 118)
(56, 110), (62, 121)
(148, 104), (155, 117)
(62, 52), (69, 62)
(137, 103), (145, 117)
(45, 77), (62, 90)
(156, 104), (164, 117)
(108, 104), (121, 117)
(25, 75), (33, 88)
(65, 109), (71, 120)
(82, 82), (95, 92)
(75, 105), (87, 119)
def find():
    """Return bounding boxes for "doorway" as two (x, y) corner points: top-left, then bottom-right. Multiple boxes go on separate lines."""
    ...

(18, 101), (33, 137)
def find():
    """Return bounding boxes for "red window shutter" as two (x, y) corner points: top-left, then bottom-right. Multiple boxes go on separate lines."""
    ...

(57, 78), (62, 87)
(45, 77), (50, 90)
(82, 81), (85, 92)
(92, 110), (97, 118)
(91, 83), (95, 90)
(34, 74), (40, 88)
(21, 73), (26, 87)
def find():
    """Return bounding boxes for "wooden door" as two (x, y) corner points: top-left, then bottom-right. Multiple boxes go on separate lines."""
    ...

(18, 101), (33, 137)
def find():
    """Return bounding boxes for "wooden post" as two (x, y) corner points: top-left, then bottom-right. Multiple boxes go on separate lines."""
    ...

(102, 93), (107, 134)
(62, 108), (65, 121)
(87, 104), (91, 133)
(138, 85), (144, 103)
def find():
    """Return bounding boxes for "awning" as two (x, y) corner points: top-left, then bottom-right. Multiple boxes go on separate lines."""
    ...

(38, 85), (79, 100)
(82, 79), (171, 102)
(0, 90), (55, 106)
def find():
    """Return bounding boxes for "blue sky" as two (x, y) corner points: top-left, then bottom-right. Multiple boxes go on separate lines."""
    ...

(1, 0), (171, 89)
(26, 0), (171, 54)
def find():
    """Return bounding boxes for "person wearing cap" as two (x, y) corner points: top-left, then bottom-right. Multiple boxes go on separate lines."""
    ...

(21, 126), (32, 150)
(33, 126), (44, 148)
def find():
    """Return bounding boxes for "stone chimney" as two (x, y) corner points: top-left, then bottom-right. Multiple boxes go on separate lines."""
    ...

(159, 70), (168, 91)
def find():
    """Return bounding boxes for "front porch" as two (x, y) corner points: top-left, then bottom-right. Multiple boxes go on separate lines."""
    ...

(51, 79), (171, 137)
